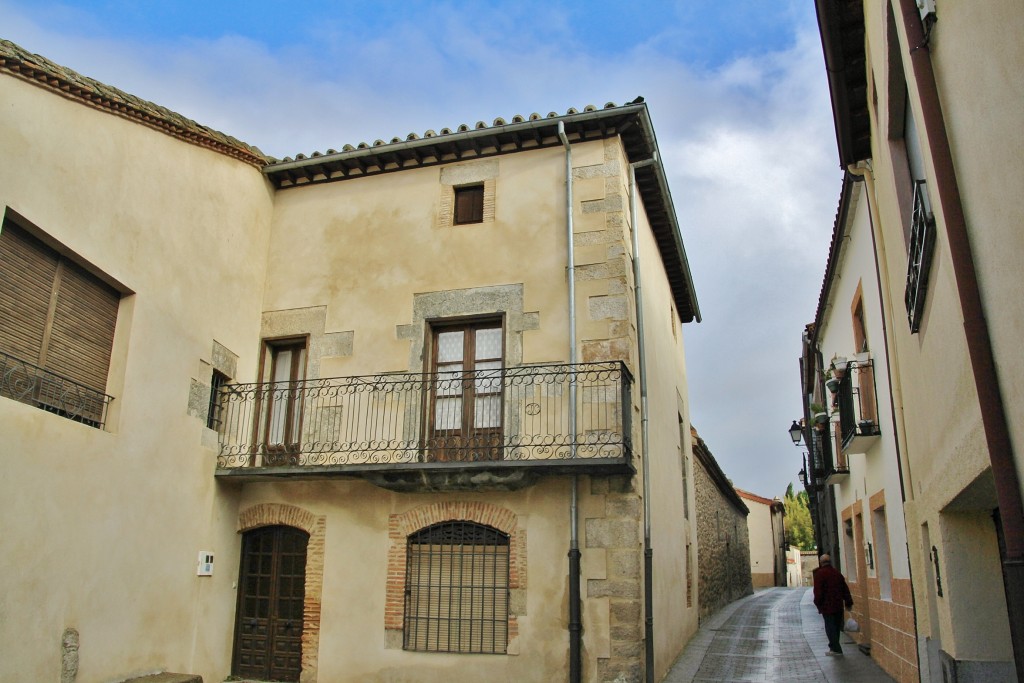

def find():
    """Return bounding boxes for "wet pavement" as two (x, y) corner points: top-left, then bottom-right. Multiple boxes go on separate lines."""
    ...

(664, 587), (896, 683)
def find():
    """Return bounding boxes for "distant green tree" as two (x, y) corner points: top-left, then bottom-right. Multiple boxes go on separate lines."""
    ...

(784, 483), (816, 551)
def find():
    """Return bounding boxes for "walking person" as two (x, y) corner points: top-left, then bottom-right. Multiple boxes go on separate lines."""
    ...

(813, 553), (853, 656)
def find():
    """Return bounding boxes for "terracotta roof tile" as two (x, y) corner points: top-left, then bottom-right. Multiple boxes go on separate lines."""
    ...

(0, 38), (268, 168)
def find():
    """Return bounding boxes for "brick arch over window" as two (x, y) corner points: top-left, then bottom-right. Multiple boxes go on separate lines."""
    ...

(385, 502), (527, 652)
(238, 504), (326, 682)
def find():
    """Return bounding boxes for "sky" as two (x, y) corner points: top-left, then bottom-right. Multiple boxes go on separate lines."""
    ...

(1, 0), (843, 499)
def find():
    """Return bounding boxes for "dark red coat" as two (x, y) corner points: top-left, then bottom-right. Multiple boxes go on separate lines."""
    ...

(813, 564), (853, 615)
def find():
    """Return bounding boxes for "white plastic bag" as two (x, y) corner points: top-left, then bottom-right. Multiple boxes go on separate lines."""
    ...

(844, 617), (860, 632)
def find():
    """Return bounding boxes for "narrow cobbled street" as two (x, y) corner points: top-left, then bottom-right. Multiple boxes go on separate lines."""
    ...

(664, 588), (896, 683)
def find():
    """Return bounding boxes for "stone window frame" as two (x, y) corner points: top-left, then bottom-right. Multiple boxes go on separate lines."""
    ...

(237, 503), (326, 683)
(385, 501), (526, 655)
(437, 160), (497, 229)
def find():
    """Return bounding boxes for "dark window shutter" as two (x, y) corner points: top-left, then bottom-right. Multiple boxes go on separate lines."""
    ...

(454, 185), (484, 224)
(0, 223), (58, 363)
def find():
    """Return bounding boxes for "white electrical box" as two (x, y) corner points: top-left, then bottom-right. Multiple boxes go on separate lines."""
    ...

(197, 551), (214, 576)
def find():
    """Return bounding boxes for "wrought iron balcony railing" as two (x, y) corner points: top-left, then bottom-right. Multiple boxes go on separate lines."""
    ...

(0, 351), (113, 429)
(833, 356), (880, 454)
(216, 361), (632, 473)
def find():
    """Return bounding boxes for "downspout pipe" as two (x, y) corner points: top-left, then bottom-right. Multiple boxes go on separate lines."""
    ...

(559, 121), (582, 683)
(898, 2), (1024, 677)
(629, 155), (658, 683)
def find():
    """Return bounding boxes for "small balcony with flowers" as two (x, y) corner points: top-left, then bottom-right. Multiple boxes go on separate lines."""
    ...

(213, 361), (634, 492)
(826, 353), (881, 457)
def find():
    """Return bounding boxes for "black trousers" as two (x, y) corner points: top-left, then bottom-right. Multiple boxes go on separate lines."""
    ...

(822, 612), (844, 652)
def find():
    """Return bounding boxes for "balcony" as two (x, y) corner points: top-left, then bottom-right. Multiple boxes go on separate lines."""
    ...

(0, 351), (112, 429)
(808, 424), (849, 486)
(833, 356), (880, 454)
(214, 361), (634, 491)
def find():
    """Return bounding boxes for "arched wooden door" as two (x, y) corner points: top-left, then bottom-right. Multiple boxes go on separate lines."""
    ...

(233, 525), (308, 682)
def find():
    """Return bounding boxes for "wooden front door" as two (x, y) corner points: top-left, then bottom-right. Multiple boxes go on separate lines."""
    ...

(233, 526), (308, 682)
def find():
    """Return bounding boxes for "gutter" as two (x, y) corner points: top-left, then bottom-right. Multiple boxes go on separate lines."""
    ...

(897, 1), (1024, 677)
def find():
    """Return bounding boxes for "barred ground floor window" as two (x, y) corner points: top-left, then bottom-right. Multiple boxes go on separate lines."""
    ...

(404, 520), (510, 654)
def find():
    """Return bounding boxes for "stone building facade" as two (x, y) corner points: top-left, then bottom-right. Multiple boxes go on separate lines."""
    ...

(736, 489), (786, 588)
(692, 427), (752, 621)
(0, 38), (713, 683)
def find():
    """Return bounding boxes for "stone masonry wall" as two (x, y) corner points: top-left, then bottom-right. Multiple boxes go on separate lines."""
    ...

(692, 430), (752, 621)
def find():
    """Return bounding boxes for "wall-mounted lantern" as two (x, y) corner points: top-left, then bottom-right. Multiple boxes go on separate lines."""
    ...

(789, 420), (804, 446)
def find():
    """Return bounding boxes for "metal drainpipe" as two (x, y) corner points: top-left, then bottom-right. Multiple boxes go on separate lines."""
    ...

(629, 157), (657, 683)
(558, 121), (582, 683)
(898, 2), (1024, 677)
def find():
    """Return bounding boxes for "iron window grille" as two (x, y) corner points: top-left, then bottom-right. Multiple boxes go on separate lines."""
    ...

(207, 370), (230, 430)
(905, 179), (936, 333)
(404, 521), (510, 654)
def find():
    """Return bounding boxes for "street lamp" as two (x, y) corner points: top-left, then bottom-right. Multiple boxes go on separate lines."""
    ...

(798, 467), (808, 486)
(788, 420), (804, 446)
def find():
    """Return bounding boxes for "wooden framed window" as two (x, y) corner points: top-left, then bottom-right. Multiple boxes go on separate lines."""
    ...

(428, 320), (503, 461)
(851, 284), (868, 353)
(259, 338), (307, 462)
(0, 217), (120, 426)
(453, 185), (484, 225)
(404, 521), (510, 654)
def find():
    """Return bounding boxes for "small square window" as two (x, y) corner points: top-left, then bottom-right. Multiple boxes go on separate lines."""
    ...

(454, 185), (484, 225)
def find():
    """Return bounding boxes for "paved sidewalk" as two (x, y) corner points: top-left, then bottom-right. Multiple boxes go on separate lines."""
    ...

(663, 587), (895, 682)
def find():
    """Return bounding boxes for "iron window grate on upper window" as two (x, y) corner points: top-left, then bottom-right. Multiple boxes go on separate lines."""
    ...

(904, 179), (936, 333)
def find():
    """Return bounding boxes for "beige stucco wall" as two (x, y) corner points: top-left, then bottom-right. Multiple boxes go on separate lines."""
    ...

(816, 183), (911, 581)
(815, 181), (917, 682)
(232, 479), (580, 682)
(0, 74), (274, 683)
(263, 148), (572, 376)
(630, 160), (699, 679)
(742, 497), (779, 586)
(858, 0), (1022, 668)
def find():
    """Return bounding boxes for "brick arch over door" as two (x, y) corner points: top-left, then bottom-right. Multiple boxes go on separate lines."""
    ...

(385, 501), (527, 650)
(238, 504), (326, 683)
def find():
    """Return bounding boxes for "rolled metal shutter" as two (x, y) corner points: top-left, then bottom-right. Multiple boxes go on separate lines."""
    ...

(0, 222), (57, 364)
(46, 259), (119, 392)
(0, 220), (118, 392)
